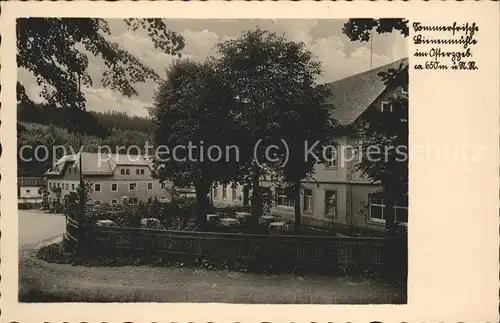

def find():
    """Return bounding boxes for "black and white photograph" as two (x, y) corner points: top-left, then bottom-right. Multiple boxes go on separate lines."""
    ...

(14, 17), (410, 304)
(2, 1), (500, 322)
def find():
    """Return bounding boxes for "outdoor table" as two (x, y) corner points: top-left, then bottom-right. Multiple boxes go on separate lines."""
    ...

(96, 220), (116, 227)
(141, 218), (160, 227)
(235, 212), (251, 220)
(261, 215), (275, 222)
(269, 221), (286, 232)
(219, 217), (240, 227)
(207, 213), (220, 222)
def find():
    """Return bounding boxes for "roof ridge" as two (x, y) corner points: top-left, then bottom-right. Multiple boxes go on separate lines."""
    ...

(323, 57), (409, 126)
(320, 57), (409, 87)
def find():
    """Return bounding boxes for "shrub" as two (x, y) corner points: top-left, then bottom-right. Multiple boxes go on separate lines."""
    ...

(18, 202), (33, 210)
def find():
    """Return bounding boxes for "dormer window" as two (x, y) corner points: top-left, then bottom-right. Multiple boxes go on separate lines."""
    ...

(380, 101), (392, 112)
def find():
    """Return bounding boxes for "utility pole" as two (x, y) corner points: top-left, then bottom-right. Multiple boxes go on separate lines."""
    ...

(370, 29), (373, 69)
(76, 72), (85, 222)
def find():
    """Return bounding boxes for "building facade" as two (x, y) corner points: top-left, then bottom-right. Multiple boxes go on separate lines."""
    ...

(18, 177), (46, 203)
(211, 58), (409, 232)
(44, 153), (172, 205)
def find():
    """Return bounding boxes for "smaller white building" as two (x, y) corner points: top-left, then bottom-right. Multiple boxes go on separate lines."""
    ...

(18, 177), (46, 203)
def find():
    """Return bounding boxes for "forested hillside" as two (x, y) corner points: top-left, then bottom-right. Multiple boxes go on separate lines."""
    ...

(18, 103), (153, 134)
(17, 104), (154, 177)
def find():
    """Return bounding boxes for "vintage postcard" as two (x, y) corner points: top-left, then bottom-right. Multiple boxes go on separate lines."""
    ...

(1, 1), (498, 322)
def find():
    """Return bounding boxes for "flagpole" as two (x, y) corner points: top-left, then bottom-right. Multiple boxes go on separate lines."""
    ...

(370, 29), (373, 69)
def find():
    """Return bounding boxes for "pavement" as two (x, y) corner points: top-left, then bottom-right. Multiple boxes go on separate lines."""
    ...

(18, 209), (66, 246)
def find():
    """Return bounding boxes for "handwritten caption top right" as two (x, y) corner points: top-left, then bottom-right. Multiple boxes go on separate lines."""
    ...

(412, 22), (479, 71)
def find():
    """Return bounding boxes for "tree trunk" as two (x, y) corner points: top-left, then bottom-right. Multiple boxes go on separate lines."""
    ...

(293, 181), (301, 233)
(195, 182), (210, 231)
(250, 167), (261, 233)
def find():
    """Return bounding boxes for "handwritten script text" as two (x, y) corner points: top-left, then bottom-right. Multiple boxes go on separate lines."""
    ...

(412, 22), (479, 71)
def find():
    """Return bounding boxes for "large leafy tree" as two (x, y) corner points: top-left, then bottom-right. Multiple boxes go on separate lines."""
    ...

(343, 18), (409, 235)
(151, 59), (241, 230)
(277, 81), (336, 232)
(215, 29), (336, 232)
(17, 18), (184, 129)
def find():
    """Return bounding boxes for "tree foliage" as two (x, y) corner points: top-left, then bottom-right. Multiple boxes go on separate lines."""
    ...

(17, 18), (184, 128)
(342, 18), (409, 42)
(343, 19), (409, 235)
(357, 65), (409, 197)
(151, 59), (241, 230)
(215, 29), (336, 231)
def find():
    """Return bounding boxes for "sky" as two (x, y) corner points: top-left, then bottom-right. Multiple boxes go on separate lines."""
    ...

(19, 19), (408, 118)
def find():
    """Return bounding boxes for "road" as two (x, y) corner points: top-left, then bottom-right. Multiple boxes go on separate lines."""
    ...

(18, 209), (66, 246)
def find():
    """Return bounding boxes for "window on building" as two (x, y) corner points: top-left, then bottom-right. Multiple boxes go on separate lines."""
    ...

(380, 101), (392, 112)
(111, 199), (118, 205)
(94, 200), (101, 205)
(303, 188), (313, 212)
(136, 169), (140, 175)
(26, 189), (31, 193)
(222, 184), (227, 200)
(325, 190), (337, 218)
(129, 183), (137, 191)
(140, 169), (145, 175)
(369, 196), (384, 222)
(395, 195), (408, 223)
(368, 195), (408, 224)
(126, 169), (130, 175)
(148, 183), (153, 190)
(277, 188), (295, 208)
(94, 183), (101, 192)
(111, 183), (118, 192)
(121, 169), (125, 175)
(129, 197), (138, 205)
(325, 146), (337, 168)
(213, 186), (218, 199)
(232, 186), (237, 201)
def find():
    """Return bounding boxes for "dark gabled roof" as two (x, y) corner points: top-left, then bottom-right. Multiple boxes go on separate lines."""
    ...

(18, 177), (46, 187)
(44, 152), (153, 176)
(322, 57), (409, 126)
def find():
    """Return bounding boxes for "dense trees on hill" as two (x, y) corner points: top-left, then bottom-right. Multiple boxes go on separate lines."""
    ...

(18, 102), (108, 137)
(92, 110), (153, 133)
(17, 123), (152, 177)
(18, 103), (153, 134)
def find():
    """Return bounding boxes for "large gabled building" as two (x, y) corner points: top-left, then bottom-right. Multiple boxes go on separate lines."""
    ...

(212, 58), (409, 232)
(44, 152), (172, 205)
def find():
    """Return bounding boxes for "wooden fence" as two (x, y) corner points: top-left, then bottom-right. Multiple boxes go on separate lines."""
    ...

(65, 217), (403, 271)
